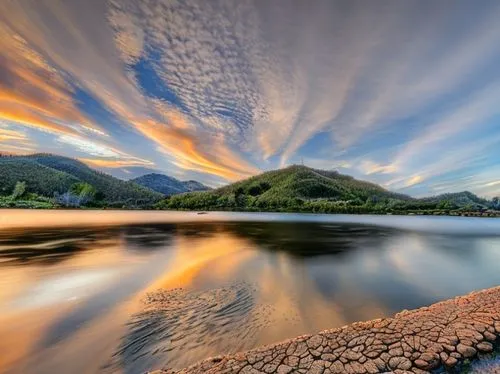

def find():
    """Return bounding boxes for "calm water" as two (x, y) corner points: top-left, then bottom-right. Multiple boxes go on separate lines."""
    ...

(1, 210), (500, 374)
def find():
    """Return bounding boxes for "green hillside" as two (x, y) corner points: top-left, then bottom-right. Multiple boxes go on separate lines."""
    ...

(0, 158), (79, 196)
(162, 165), (420, 213)
(160, 165), (498, 214)
(0, 154), (162, 207)
(421, 191), (491, 210)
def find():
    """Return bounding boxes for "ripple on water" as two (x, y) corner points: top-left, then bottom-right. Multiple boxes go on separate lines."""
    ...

(465, 353), (500, 374)
(104, 282), (274, 373)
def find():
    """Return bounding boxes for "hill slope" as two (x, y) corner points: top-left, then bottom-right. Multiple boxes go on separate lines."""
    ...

(132, 173), (210, 195)
(0, 157), (79, 196)
(421, 191), (492, 209)
(0, 154), (162, 206)
(163, 165), (416, 212)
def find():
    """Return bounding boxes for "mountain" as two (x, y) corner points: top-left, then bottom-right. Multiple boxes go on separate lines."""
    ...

(132, 173), (210, 195)
(421, 191), (492, 209)
(162, 165), (417, 212)
(182, 180), (211, 192)
(0, 154), (163, 206)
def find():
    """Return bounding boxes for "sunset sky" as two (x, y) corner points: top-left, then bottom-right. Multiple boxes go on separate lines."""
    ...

(1, 0), (500, 197)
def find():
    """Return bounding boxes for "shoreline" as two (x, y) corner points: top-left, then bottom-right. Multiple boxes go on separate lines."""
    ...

(152, 286), (500, 374)
(1, 205), (499, 218)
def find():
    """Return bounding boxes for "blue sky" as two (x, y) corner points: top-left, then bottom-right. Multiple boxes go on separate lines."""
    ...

(0, 0), (500, 198)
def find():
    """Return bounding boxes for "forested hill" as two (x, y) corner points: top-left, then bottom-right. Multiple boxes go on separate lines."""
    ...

(0, 154), (162, 207)
(420, 191), (491, 210)
(132, 173), (210, 195)
(162, 165), (414, 212)
(161, 165), (499, 214)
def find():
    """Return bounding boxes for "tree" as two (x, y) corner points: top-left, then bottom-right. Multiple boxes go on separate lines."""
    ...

(492, 197), (499, 210)
(10, 181), (26, 200)
(56, 183), (96, 207)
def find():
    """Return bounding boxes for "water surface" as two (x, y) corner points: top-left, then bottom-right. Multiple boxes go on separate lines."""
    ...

(1, 210), (499, 373)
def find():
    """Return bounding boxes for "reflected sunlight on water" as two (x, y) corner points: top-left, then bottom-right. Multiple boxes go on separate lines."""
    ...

(0, 211), (500, 373)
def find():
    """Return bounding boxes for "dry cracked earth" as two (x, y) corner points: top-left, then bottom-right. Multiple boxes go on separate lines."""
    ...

(150, 286), (500, 374)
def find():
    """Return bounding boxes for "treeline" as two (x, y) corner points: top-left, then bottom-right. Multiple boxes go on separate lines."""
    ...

(156, 165), (500, 215)
(158, 190), (491, 214)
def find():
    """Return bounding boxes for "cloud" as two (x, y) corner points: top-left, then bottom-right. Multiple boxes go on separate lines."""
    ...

(2, 0), (500, 192)
(0, 22), (105, 137)
(0, 124), (36, 154)
(485, 181), (500, 188)
(133, 113), (259, 181)
(78, 158), (153, 169)
(57, 135), (122, 158)
(359, 160), (397, 175)
(57, 134), (154, 168)
(0, 127), (29, 142)
(404, 175), (423, 187)
(0, 0), (259, 181)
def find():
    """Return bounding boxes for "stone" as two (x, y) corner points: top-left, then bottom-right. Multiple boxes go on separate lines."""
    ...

(483, 331), (497, 341)
(276, 365), (293, 374)
(444, 356), (458, 367)
(476, 341), (493, 352)
(388, 357), (412, 370)
(456, 343), (477, 358)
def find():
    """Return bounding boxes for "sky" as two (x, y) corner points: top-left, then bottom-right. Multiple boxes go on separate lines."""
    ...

(0, 0), (500, 198)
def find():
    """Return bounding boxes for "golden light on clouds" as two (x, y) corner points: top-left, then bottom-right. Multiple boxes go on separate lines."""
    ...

(1, 0), (500, 194)
(78, 158), (154, 169)
(0, 23), (104, 138)
(134, 116), (260, 181)
(405, 175), (424, 187)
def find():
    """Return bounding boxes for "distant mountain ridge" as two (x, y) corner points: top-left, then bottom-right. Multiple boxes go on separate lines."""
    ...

(131, 173), (210, 196)
(420, 191), (491, 209)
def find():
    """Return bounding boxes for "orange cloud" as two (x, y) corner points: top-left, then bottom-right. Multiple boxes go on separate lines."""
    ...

(78, 157), (154, 169)
(405, 175), (424, 187)
(0, 126), (36, 154)
(134, 116), (259, 181)
(0, 103), (79, 136)
(0, 127), (28, 142)
(0, 24), (104, 136)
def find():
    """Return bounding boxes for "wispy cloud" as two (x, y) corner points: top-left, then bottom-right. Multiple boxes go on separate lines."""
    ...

(78, 158), (153, 169)
(1, 0), (500, 193)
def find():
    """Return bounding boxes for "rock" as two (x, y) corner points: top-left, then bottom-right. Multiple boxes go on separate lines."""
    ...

(444, 356), (458, 367)
(413, 353), (439, 370)
(277, 364), (293, 374)
(456, 344), (477, 358)
(476, 341), (493, 352)
(414, 359), (430, 369)
(494, 322), (500, 333)
(388, 357), (412, 370)
(439, 352), (448, 362)
(388, 347), (403, 357)
(307, 335), (323, 349)
(483, 331), (497, 341)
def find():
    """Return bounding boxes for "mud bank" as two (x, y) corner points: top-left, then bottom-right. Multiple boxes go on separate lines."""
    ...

(151, 286), (500, 374)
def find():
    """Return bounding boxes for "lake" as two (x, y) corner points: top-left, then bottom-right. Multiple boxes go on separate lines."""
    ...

(1, 210), (500, 374)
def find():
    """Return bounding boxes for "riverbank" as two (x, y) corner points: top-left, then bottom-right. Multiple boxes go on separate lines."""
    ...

(151, 286), (500, 374)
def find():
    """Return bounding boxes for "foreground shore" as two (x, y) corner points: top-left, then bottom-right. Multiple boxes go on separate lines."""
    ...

(152, 286), (500, 374)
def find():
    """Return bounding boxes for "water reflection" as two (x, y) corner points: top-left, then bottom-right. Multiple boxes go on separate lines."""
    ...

(0, 215), (499, 374)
